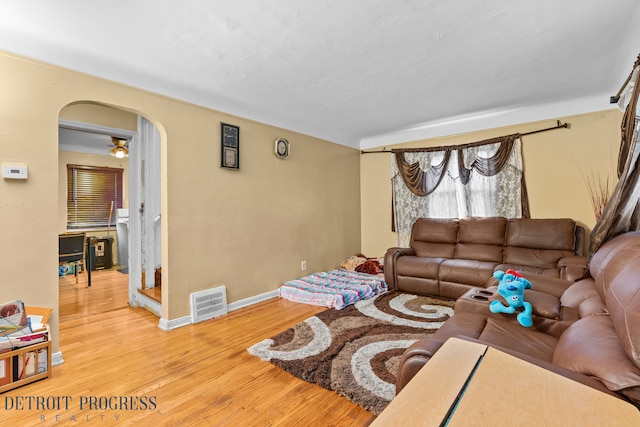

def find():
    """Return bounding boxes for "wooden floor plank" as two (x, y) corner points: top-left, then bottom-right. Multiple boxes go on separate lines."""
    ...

(0, 269), (374, 426)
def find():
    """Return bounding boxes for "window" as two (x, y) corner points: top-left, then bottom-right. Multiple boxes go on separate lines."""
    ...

(67, 164), (123, 229)
(391, 136), (526, 247)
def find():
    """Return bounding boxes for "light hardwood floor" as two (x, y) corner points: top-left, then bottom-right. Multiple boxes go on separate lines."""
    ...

(2, 269), (375, 426)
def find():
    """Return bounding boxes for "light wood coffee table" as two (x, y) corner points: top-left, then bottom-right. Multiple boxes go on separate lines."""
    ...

(372, 337), (640, 426)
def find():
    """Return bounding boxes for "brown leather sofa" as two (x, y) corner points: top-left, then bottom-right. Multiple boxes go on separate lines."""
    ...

(396, 231), (640, 408)
(384, 216), (587, 300)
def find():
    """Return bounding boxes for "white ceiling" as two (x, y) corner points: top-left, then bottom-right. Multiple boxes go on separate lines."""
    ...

(2, 1), (640, 150)
(58, 123), (136, 156)
(58, 127), (114, 155)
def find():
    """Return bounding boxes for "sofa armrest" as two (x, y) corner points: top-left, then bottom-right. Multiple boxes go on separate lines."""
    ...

(396, 336), (447, 394)
(384, 247), (415, 290)
(558, 255), (588, 281)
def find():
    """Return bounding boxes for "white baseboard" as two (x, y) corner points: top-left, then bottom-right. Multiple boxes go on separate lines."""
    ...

(136, 292), (162, 316)
(228, 290), (279, 312)
(157, 290), (279, 331)
(51, 351), (65, 366)
(158, 316), (191, 331)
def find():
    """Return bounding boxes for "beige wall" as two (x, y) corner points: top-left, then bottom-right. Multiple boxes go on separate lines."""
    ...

(60, 102), (138, 131)
(361, 110), (622, 256)
(0, 51), (361, 354)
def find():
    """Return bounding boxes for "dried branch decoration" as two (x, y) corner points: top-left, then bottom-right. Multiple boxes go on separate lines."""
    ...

(582, 171), (612, 220)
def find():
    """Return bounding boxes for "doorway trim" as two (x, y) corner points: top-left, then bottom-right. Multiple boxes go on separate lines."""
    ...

(59, 118), (136, 141)
(59, 117), (138, 308)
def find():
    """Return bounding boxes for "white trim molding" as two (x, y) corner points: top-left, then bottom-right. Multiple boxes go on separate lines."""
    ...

(156, 290), (280, 331)
(359, 94), (614, 149)
(228, 290), (279, 312)
(58, 118), (137, 139)
(136, 292), (161, 317)
(158, 316), (191, 331)
(51, 351), (65, 367)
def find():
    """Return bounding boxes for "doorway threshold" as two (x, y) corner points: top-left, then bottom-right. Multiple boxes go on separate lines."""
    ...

(137, 288), (161, 317)
(138, 286), (161, 303)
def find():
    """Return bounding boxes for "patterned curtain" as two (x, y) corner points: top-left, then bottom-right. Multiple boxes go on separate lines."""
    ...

(589, 55), (640, 257)
(391, 135), (529, 246)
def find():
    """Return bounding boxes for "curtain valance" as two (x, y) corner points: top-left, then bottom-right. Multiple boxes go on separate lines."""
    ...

(392, 134), (521, 196)
(391, 134), (529, 247)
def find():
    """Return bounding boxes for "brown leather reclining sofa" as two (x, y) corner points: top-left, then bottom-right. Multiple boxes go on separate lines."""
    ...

(384, 216), (587, 300)
(396, 231), (640, 408)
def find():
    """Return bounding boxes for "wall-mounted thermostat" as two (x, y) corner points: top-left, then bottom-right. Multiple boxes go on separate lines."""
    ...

(2, 163), (28, 180)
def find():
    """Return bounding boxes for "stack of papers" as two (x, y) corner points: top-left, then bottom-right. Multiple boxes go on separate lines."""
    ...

(0, 300), (29, 338)
(0, 301), (51, 351)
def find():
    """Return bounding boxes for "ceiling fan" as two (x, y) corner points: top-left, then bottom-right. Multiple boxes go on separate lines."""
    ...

(110, 137), (129, 158)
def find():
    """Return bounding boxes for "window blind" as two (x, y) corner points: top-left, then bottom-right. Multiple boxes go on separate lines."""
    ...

(67, 164), (123, 229)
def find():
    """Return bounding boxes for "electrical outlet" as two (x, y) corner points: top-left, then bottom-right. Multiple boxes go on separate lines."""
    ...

(301, 260), (307, 271)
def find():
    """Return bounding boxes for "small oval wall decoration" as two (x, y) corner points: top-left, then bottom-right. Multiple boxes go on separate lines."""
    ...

(275, 137), (290, 158)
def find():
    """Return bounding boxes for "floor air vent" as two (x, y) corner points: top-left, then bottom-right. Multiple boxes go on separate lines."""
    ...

(191, 286), (228, 324)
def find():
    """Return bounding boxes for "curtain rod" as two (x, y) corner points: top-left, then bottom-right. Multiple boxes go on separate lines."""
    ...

(610, 54), (640, 104)
(360, 120), (569, 154)
(610, 72), (633, 104)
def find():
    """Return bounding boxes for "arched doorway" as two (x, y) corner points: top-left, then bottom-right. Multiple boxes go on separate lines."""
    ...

(58, 103), (163, 318)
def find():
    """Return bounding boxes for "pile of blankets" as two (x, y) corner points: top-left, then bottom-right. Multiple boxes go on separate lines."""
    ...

(340, 254), (384, 275)
(278, 257), (387, 309)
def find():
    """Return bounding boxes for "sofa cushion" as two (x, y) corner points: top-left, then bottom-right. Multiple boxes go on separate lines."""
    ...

(394, 276), (439, 297)
(396, 256), (443, 279)
(457, 216), (508, 245)
(553, 315), (640, 393)
(454, 217), (506, 262)
(478, 317), (558, 362)
(505, 218), (576, 251)
(439, 259), (497, 287)
(519, 272), (573, 298)
(431, 312), (488, 341)
(412, 241), (456, 259)
(524, 289), (562, 320)
(502, 247), (572, 270)
(495, 262), (548, 277)
(410, 218), (458, 258)
(503, 218), (575, 270)
(455, 243), (503, 263)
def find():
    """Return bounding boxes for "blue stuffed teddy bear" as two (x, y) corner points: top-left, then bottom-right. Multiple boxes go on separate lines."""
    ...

(489, 269), (533, 328)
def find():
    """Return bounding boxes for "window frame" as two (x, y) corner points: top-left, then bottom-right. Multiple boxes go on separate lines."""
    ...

(66, 164), (124, 230)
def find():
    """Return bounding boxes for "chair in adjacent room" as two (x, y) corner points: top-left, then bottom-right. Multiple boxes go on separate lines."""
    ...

(58, 232), (86, 284)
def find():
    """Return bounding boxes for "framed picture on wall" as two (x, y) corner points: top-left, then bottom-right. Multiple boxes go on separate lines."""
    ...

(221, 123), (240, 169)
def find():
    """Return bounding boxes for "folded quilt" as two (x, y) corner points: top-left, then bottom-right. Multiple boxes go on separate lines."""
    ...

(278, 269), (387, 309)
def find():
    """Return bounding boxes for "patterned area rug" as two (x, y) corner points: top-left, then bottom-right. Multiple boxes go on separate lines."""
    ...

(247, 291), (455, 415)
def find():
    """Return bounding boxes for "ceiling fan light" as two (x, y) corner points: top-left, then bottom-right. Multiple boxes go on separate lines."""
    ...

(111, 136), (128, 148)
(109, 137), (129, 158)
(110, 146), (128, 158)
